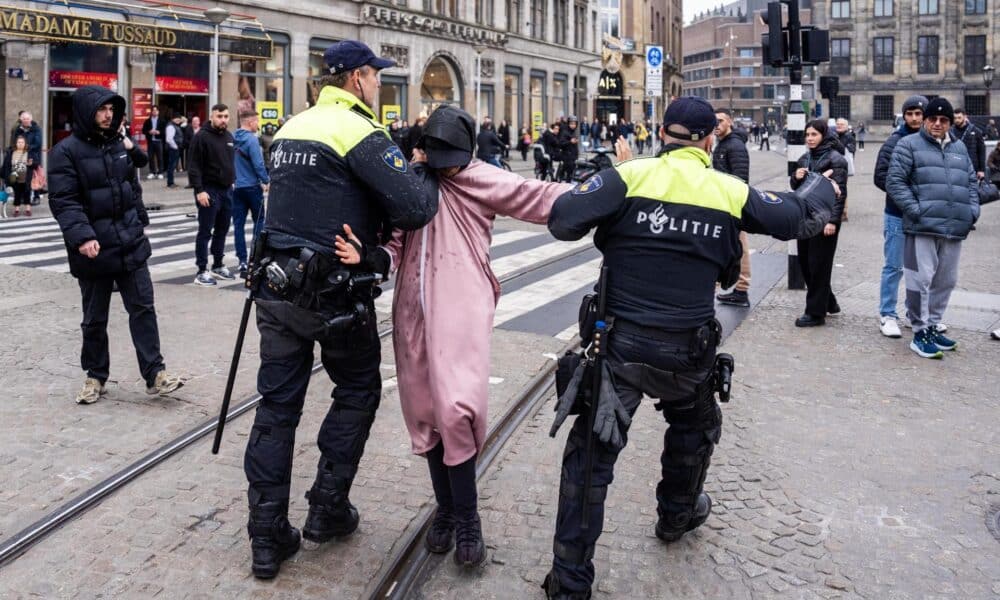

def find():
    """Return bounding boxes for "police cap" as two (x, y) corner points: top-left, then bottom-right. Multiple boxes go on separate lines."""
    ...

(324, 40), (396, 75)
(663, 96), (718, 141)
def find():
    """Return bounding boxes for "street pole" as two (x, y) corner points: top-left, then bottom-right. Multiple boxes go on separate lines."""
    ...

(204, 6), (230, 110)
(729, 27), (735, 113)
(476, 50), (482, 130)
(984, 64), (994, 116)
(784, 0), (807, 289)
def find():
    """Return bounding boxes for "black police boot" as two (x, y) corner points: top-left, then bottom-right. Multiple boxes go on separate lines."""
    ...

(655, 493), (712, 543)
(302, 468), (359, 543)
(453, 512), (487, 567)
(247, 500), (301, 579)
(541, 571), (592, 599)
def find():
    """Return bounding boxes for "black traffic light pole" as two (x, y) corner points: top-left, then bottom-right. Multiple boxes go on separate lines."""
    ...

(783, 0), (807, 289)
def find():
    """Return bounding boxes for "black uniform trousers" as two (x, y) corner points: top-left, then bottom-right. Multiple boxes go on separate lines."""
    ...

(551, 326), (722, 592)
(797, 229), (840, 318)
(78, 264), (164, 387)
(244, 286), (382, 507)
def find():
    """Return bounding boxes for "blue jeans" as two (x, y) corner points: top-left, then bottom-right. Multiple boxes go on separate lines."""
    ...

(879, 213), (904, 317)
(195, 186), (233, 272)
(232, 186), (264, 264)
(165, 148), (179, 186)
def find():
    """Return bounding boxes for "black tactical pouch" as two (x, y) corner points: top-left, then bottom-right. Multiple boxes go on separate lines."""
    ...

(577, 293), (598, 343)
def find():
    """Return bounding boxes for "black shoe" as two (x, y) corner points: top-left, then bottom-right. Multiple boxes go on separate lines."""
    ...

(302, 470), (360, 543)
(794, 314), (826, 327)
(425, 508), (455, 553)
(655, 493), (712, 543)
(541, 571), (592, 599)
(716, 290), (750, 307)
(453, 512), (487, 568)
(247, 500), (301, 579)
(827, 302), (841, 315)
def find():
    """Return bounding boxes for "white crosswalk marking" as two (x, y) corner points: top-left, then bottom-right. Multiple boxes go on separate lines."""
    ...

(493, 258), (601, 326)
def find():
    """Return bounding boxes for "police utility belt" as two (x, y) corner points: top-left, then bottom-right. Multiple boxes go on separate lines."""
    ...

(251, 243), (382, 334)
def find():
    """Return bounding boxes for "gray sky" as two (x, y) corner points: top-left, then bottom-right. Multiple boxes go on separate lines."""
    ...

(684, 0), (731, 24)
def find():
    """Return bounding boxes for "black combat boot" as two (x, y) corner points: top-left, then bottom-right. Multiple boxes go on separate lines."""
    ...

(655, 492), (712, 543)
(541, 571), (592, 599)
(247, 500), (301, 579)
(302, 466), (359, 543)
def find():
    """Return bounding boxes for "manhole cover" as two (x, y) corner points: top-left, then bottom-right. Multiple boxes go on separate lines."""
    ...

(987, 505), (1000, 543)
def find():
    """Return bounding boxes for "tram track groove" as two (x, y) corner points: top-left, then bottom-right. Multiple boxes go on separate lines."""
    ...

(0, 242), (595, 569)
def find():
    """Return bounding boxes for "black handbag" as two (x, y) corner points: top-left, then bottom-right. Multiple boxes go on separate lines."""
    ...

(978, 179), (999, 206)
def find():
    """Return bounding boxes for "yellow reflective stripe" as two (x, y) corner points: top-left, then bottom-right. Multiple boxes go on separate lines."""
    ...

(274, 86), (386, 156)
(617, 147), (747, 219)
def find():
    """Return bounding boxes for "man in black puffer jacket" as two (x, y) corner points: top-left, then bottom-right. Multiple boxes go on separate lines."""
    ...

(49, 85), (183, 405)
(712, 109), (752, 307)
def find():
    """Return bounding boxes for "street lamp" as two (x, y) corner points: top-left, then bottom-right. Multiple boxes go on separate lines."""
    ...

(984, 64), (994, 115)
(204, 6), (230, 109)
(725, 27), (736, 112)
(473, 44), (488, 132)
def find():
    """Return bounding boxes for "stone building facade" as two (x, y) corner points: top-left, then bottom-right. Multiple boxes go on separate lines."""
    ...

(0, 0), (640, 159)
(811, 0), (999, 137)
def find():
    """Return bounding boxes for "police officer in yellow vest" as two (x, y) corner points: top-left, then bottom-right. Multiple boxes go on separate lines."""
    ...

(243, 41), (438, 579)
(542, 97), (838, 598)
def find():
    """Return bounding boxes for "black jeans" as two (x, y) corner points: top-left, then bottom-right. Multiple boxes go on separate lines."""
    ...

(244, 287), (382, 503)
(78, 264), (164, 387)
(194, 186), (232, 272)
(165, 147), (180, 186)
(798, 229), (840, 317)
(551, 326), (721, 592)
(148, 140), (163, 174)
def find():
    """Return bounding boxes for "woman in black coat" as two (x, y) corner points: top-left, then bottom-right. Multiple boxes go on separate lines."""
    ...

(789, 119), (848, 327)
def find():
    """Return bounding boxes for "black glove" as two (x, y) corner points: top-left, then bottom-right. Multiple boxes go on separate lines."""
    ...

(550, 360), (587, 438)
(592, 362), (631, 450)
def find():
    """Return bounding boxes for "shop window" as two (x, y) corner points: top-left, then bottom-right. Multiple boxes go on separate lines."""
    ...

(239, 33), (290, 115)
(380, 75), (408, 123)
(505, 68), (523, 128)
(553, 75), (568, 118)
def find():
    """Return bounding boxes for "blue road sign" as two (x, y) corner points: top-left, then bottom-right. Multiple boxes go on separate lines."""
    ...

(647, 47), (663, 68)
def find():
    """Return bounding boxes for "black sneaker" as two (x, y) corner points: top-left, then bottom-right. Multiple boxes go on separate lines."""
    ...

(794, 314), (825, 327)
(424, 508), (455, 553)
(239, 262), (248, 280)
(453, 512), (487, 568)
(542, 572), (592, 599)
(716, 290), (750, 307)
(656, 493), (712, 543)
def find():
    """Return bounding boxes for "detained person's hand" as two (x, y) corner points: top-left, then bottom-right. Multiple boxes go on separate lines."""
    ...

(794, 167), (808, 181)
(196, 192), (210, 207)
(411, 148), (427, 164)
(614, 137), (632, 163)
(823, 223), (837, 236)
(79, 240), (100, 259)
(334, 224), (362, 265)
(821, 169), (842, 198)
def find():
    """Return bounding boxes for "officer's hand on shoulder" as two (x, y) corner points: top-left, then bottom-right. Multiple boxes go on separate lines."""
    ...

(334, 224), (362, 265)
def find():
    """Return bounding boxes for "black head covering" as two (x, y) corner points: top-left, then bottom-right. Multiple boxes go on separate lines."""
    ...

(419, 105), (476, 169)
(72, 85), (126, 144)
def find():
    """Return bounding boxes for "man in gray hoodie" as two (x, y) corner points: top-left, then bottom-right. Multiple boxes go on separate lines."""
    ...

(886, 98), (979, 359)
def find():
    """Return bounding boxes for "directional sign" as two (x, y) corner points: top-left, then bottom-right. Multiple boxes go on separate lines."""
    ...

(646, 45), (663, 98)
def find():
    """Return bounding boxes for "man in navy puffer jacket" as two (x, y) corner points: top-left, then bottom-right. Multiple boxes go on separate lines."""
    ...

(49, 85), (184, 403)
(886, 97), (979, 359)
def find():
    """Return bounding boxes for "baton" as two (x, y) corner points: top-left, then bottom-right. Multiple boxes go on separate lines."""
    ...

(580, 264), (609, 530)
(211, 291), (252, 454)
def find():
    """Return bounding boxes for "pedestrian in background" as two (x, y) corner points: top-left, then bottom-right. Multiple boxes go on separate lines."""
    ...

(2, 136), (31, 216)
(497, 119), (511, 158)
(9, 111), (42, 205)
(183, 115), (200, 187)
(142, 106), (164, 179)
(790, 119), (848, 327)
(188, 103), (237, 286)
(232, 107), (270, 279)
(886, 98), (979, 358)
(475, 120), (505, 168)
(953, 108), (986, 181)
(164, 114), (183, 189)
(873, 95), (926, 338)
(758, 124), (770, 151)
(985, 119), (999, 141)
(856, 121), (866, 151)
(518, 125), (531, 161)
(712, 109), (752, 308)
(48, 85), (183, 404)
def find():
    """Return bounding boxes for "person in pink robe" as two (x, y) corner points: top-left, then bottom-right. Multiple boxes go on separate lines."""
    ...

(336, 105), (572, 569)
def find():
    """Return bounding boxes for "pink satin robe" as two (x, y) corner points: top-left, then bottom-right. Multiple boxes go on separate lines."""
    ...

(383, 160), (573, 465)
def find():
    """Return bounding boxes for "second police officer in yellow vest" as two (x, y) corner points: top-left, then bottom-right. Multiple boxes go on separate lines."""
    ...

(242, 41), (438, 579)
(543, 97), (838, 599)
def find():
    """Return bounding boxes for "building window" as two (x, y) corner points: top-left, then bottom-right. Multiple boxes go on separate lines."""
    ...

(739, 66), (754, 77)
(873, 37), (894, 75)
(426, 0), (459, 16)
(873, 95), (895, 121)
(763, 85), (775, 99)
(874, 0), (893, 17)
(964, 95), (987, 115)
(739, 48), (754, 58)
(965, 35), (987, 74)
(553, 75), (569, 118)
(599, 0), (620, 38)
(739, 87), (754, 99)
(380, 75), (408, 122)
(763, 64), (780, 76)
(917, 0), (938, 15)
(830, 39), (850, 75)
(504, 67), (523, 128)
(829, 96), (851, 120)
(531, 0), (546, 39)
(714, 88), (723, 100)
(831, 0), (850, 19)
(529, 71), (546, 134)
(574, 2), (586, 48)
(554, 0), (568, 45)
(476, 0), (494, 25)
(507, 0), (521, 33)
(917, 36), (939, 74)
(966, 0), (986, 14)
(306, 38), (338, 107)
(239, 33), (290, 115)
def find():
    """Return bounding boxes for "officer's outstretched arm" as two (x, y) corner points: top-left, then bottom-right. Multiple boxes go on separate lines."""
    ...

(547, 168), (627, 240)
(741, 172), (837, 241)
(346, 132), (439, 231)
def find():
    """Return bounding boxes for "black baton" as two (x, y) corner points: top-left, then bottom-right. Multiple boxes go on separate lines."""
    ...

(580, 265), (609, 530)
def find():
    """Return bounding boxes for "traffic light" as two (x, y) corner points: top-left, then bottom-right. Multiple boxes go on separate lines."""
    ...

(801, 29), (830, 64)
(760, 2), (786, 67)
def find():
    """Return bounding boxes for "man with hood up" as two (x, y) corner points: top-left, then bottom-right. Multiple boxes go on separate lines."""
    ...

(48, 85), (184, 404)
(334, 105), (572, 570)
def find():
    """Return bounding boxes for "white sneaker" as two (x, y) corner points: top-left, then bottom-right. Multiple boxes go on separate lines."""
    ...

(879, 316), (902, 338)
(146, 173), (155, 180)
(157, 173), (164, 180)
(991, 329), (1000, 340)
(76, 377), (106, 404)
(146, 371), (184, 395)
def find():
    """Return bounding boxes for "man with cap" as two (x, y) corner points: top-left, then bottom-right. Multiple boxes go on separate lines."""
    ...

(241, 40), (438, 579)
(886, 97), (978, 359)
(542, 96), (838, 599)
(874, 95), (926, 338)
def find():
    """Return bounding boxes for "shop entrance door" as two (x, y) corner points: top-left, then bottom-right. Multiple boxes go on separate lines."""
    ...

(157, 95), (208, 122)
(49, 91), (74, 148)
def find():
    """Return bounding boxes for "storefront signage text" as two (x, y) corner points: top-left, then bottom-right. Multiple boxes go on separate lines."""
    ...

(155, 76), (209, 95)
(597, 71), (623, 97)
(363, 5), (507, 48)
(49, 70), (118, 91)
(0, 6), (271, 59)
